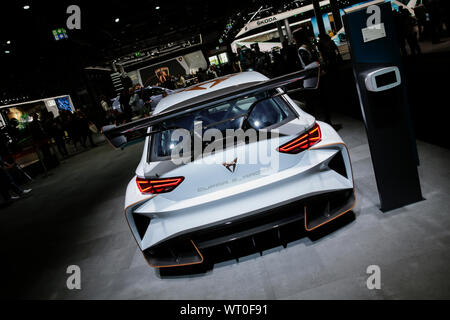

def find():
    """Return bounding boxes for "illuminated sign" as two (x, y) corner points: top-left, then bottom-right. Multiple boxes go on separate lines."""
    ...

(52, 28), (68, 41)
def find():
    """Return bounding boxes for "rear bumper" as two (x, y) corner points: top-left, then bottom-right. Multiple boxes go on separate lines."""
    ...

(142, 188), (355, 268)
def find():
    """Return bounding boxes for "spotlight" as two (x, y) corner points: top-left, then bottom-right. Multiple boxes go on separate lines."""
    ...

(115, 18), (120, 23)
(23, 5), (30, 10)
(6, 40), (11, 44)
(155, 6), (160, 10)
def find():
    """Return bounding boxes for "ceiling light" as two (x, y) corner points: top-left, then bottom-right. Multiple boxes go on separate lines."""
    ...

(5, 51), (11, 54)
(155, 6), (160, 10)
(115, 18), (120, 23)
(6, 40), (11, 44)
(23, 5), (30, 10)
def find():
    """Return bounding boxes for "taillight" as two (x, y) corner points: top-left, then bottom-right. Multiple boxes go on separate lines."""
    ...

(278, 123), (322, 154)
(136, 177), (184, 194)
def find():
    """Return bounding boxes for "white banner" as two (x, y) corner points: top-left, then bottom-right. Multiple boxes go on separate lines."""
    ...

(235, 1), (330, 38)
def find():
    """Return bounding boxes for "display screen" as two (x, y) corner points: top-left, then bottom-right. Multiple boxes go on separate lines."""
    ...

(55, 97), (72, 112)
(139, 59), (186, 86)
(375, 71), (397, 88)
(52, 28), (68, 41)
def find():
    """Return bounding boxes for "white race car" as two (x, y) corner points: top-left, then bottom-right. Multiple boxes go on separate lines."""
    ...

(103, 66), (355, 268)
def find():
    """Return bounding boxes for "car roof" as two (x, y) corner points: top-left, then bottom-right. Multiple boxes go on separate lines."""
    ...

(153, 71), (269, 115)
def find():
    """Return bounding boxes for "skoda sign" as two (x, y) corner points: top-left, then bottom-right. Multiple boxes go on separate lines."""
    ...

(257, 17), (277, 26)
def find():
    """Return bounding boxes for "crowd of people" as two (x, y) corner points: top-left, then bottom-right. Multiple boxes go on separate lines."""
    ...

(154, 72), (195, 90)
(231, 30), (343, 127)
(2, 109), (97, 168)
(0, 109), (100, 205)
(394, 1), (450, 55)
(417, 0), (450, 44)
(100, 85), (160, 126)
(211, 29), (341, 80)
(33, 110), (97, 155)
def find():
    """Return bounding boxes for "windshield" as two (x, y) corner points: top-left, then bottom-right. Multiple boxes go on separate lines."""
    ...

(149, 90), (295, 161)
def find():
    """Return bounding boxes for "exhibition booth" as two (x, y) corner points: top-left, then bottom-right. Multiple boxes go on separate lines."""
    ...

(0, 95), (74, 173)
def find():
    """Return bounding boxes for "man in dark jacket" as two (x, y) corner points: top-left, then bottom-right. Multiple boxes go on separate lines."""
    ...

(77, 112), (96, 148)
(119, 88), (132, 122)
(29, 113), (52, 159)
(48, 116), (68, 157)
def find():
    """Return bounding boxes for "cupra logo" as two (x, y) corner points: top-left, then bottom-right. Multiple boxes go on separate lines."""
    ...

(222, 158), (238, 173)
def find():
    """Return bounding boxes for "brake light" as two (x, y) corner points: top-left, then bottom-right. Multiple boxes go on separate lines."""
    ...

(136, 177), (184, 194)
(278, 123), (322, 154)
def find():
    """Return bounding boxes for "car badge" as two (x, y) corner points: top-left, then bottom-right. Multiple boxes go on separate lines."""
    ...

(222, 158), (238, 173)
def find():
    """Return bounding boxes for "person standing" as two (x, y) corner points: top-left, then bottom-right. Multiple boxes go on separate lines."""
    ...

(294, 32), (316, 70)
(49, 116), (68, 157)
(290, 31), (318, 117)
(293, 31), (339, 129)
(196, 68), (207, 83)
(443, 0), (450, 37)
(425, 0), (442, 44)
(0, 154), (31, 204)
(119, 88), (132, 123)
(207, 65), (218, 79)
(318, 32), (342, 71)
(394, 9), (408, 56)
(281, 40), (301, 75)
(129, 87), (139, 111)
(401, 8), (422, 55)
(100, 96), (110, 112)
(176, 74), (186, 88)
(317, 33), (343, 130)
(129, 87), (145, 114)
(414, 4), (427, 40)
(29, 113), (52, 160)
(65, 113), (83, 151)
(78, 112), (97, 148)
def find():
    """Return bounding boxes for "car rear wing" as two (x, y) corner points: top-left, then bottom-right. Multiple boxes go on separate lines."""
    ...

(102, 64), (320, 150)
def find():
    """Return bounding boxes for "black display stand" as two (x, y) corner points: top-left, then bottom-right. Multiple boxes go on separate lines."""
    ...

(343, 1), (423, 212)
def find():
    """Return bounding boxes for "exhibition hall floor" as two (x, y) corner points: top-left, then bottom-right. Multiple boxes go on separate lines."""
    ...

(1, 114), (449, 300)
